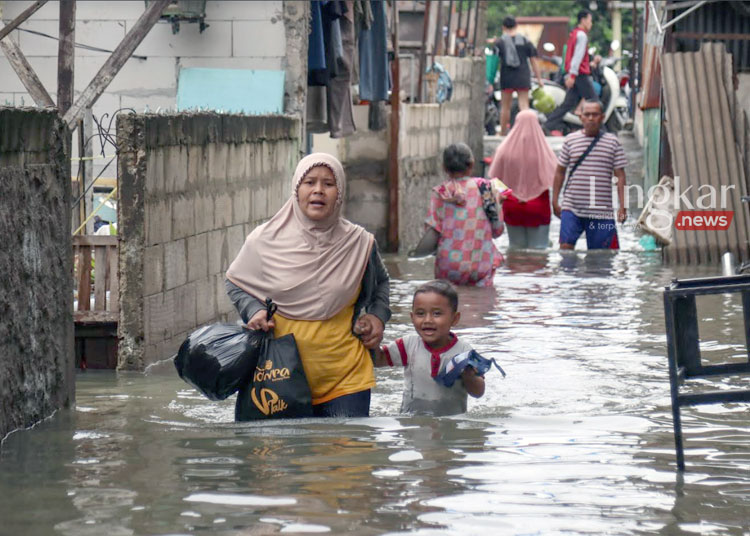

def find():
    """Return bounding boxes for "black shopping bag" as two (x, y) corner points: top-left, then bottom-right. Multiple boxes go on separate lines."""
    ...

(235, 299), (314, 421)
(174, 323), (263, 401)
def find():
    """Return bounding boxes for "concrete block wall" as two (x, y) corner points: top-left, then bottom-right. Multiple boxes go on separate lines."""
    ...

(312, 105), (390, 246)
(398, 55), (485, 251)
(117, 113), (300, 370)
(0, 107), (74, 439)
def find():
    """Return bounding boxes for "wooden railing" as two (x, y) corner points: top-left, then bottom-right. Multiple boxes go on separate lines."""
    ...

(73, 235), (118, 323)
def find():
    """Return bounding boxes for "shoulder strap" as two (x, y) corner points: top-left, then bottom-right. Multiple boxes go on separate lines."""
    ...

(568, 132), (602, 178)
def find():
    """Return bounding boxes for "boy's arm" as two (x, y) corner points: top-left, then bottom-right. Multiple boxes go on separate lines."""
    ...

(462, 366), (485, 398)
(373, 341), (404, 368)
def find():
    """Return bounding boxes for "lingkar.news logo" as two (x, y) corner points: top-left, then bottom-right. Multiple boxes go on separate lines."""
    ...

(587, 176), (738, 232)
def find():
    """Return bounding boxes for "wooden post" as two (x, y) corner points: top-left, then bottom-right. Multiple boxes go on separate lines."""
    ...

(83, 109), (94, 234)
(388, 0), (400, 252)
(464, 0), (472, 50)
(432, 0), (443, 60)
(63, 0), (170, 127)
(455, 0), (464, 55)
(57, 0), (76, 115)
(0, 0), (49, 42)
(444, 0), (453, 54)
(472, 0), (480, 54)
(417, 0), (431, 102)
(0, 38), (54, 106)
(76, 118), (86, 235)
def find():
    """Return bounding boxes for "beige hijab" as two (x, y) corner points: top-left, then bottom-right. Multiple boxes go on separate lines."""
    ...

(226, 153), (374, 320)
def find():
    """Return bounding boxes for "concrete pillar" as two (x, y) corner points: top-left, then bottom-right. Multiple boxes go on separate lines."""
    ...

(282, 0), (309, 159)
(611, 6), (622, 71)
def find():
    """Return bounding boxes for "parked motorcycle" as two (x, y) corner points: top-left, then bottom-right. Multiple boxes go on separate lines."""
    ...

(485, 81), (500, 135)
(614, 48), (633, 130)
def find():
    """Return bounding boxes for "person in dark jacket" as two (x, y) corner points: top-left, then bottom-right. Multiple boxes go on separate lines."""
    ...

(225, 153), (390, 418)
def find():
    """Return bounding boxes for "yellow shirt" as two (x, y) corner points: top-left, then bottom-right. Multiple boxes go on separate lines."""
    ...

(273, 291), (375, 405)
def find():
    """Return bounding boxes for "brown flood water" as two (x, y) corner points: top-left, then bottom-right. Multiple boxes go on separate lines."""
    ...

(2, 231), (750, 535)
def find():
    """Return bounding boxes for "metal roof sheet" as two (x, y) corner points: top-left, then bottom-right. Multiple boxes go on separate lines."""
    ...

(661, 42), (750, 263)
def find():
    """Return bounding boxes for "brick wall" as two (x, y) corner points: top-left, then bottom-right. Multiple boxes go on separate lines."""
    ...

(117, 113), (300, 370)
(0, 107), (74, 439)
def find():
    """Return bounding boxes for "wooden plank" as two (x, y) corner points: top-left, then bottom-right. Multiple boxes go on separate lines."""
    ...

(83, 109), (95, 234)
(0, 37), (54, 107)
(62, 0), (170, 127)
(78, 246), (92, 311)
(73, 235), (118, 247)
(0, 1), (49, 42)
(108, 244), (119, 313)
(57, 0), (76, 115)
(388, 0), (400, 252)
(94, 245), (106, 311)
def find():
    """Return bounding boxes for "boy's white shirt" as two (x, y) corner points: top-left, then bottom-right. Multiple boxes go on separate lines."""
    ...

(382, 334), (473, 416)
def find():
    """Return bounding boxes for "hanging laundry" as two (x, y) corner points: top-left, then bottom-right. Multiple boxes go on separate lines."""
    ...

(326, 1), (356, 138)
(308, 1), (326, 74)
(354, 0), (373, 30)
(307, 1), (357, 138)
(358, 0), (390, 103)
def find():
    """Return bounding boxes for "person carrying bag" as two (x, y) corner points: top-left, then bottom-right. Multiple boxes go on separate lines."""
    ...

(235, 299), (314, 421)
(225, 153), (391, 419)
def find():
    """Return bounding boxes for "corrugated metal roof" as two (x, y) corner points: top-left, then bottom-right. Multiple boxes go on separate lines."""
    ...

(669, 0), (750, 72)
(661, 43), (750, 264)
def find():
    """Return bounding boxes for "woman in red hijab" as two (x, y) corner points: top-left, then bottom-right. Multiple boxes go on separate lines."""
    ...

(488, 110), (557, 249)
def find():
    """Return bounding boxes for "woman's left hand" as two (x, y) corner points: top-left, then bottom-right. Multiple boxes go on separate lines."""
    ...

(354, 314), (385, 349)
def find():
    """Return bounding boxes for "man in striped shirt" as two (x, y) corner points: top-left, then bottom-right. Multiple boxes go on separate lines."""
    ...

(552, 100), (627, 249)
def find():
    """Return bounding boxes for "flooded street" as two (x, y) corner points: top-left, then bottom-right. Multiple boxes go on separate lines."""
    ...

(3, 230), (750, 535)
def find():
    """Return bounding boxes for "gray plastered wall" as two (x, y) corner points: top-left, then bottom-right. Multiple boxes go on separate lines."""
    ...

(0, 107), (74, 440)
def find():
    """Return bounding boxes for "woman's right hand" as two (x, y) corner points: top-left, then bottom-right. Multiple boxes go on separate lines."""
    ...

(246, 309), (275, 332)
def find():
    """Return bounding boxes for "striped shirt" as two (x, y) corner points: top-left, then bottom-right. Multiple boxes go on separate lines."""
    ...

(558, 130), (627, 219)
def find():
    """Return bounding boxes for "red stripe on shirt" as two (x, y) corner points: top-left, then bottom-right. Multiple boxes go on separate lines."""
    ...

(382, 346), (394, 366)
(396, 338), (408, 366)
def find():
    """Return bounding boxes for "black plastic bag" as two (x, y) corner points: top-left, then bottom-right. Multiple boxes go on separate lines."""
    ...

(174, 323), (263, 401)
(235, 300), (314, 421)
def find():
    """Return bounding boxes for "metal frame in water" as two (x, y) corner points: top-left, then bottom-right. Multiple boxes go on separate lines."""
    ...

(663, 274), (750, 471)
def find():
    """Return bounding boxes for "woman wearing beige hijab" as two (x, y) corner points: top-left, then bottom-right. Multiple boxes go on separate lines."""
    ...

(225, 153), (391, 418)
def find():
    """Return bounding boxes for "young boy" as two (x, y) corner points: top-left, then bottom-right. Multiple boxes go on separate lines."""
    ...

(374, 280), (485, 416)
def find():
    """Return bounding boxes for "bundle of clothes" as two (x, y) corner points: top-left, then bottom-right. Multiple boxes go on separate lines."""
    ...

(307, 0), (391, 137)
